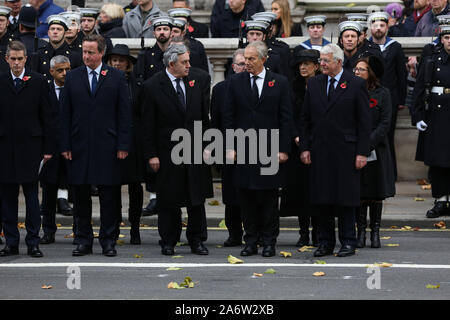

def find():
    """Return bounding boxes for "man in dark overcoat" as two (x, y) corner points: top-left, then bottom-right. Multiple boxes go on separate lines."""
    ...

(142, 43), (213, 256)
(60, 34), (131, 257)
(0, 40), (54, 257)
(299, 43), (371, 257)
(223, 41), (293, 258)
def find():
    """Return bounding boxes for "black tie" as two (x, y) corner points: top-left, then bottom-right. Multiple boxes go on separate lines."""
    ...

(328, 77), (336, 101)
(175, 78), (186, 110)
(252, 75), (259, 104)
(91, 70), (98, 94)
(14, 78), (22, 91)
(13, 17), (17, 24)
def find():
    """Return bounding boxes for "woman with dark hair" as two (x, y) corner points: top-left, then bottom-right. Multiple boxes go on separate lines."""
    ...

(106, 44), (145, 244)
(353, 55), (396, 248)
(280, 49), (320, 247)
(271, 0), (302, 38)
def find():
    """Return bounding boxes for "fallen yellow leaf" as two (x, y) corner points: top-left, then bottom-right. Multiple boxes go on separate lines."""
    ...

(414, 197), (425, 202)
(176, 242), (187, 247)
(134, 254), (143, 258)
(228, 254), (244, 264)
(208, 200), (220, 206)
(298, 246), (314, 252)
(313, 272), (326, 277)
(434, 221), (446, 229)
(56, 224), (62, 227)
(180, 276), (195, 288)
(119, 234), (126, 238)
(421, 184), (431, 190)
(218, 219), (226, 229)
(166, 267), (182, 271)
(386, 244), (400, 247)
(417, 179), (428, 185)
(93, 232), (99, 238)
(264, 268), (276, 274)
(280, 251), (292, 258)
(314, 260), (327, 264)
(253, 273), (263, 277)
(41, 285), (53, 289)
(120, 222), (126, 227)
(215, 184), (222, 189)
(380, 236), (391, 240)
(116, 240), (125, 246)
(18, 222), (25, 229)
(172, 255), (184, 259)
(426, 284), (440, 289)
(167, 282), (184, 289)
(373, 262), (393, 268)
(64, 233), (75, 239)
(402, 226), (412, 230)
(181, 221), (188, 227)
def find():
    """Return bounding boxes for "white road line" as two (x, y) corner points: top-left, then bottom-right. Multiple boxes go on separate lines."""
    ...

(1, 263), (450, 269)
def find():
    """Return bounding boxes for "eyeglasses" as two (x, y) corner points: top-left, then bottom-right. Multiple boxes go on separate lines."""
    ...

(234, 63), (246, 67)
(353, 67), (368, 73)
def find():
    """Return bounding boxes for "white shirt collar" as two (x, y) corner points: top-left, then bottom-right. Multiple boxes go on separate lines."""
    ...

(11, 69), (25, 81)
(166, 68), (182, 81)
(328, 68), (344, 83)
(86, 63), (102, 75)
(252, 68), (266, 80)
(54, 80), (63, 89)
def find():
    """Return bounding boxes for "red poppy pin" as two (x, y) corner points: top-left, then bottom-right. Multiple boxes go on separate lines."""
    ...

(281, 33), (286, 38)
(340, 81), (347, 89)
(268, 79), (276, 87)
(188, 25), (194, 33)
(101, 70), (108, 76)
(189, 80), (195, 87)
(369, 98), (378, 108)
(23, 76), (31, 81)
(241, 21), (245, 28)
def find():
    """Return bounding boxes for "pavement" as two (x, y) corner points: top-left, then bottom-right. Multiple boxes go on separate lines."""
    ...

(14, 180), (449, 229)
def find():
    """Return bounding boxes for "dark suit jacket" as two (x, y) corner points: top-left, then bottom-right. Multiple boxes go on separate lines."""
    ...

(0, 69), (54, 183)
(223, 70), (293, 190)
(60, 64), (131, 185)
(142, 69), (213, 208)
(39, 82), (68, 185)
(299, 69), (371, 207)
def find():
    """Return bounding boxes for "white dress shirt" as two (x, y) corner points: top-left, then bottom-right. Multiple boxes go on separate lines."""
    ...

(86, 63), (102, 89)
(11, 69), (25, 81)
(249, 68), (266, 97)
(54, 81), (63, 100)
(166, 68), (186, 97)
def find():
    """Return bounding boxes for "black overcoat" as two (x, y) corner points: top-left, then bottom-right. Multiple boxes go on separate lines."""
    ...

(299, 70), (371, 207)
(60, 64), (131, 185)
(223, 70), (293, 190)
(142, 69), (213, 208)
(0, 69), (54, 183)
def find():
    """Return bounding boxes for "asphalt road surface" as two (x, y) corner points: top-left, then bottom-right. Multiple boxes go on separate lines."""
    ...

(1, 226), (449, 304)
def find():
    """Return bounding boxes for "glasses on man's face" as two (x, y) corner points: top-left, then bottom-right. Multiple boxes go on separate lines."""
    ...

(318, 58), (334, 64)
(353, 67), (368, 73)
(234, 63), (246, 67)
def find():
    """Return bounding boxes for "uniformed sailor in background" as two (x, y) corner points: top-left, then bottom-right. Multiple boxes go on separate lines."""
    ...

(413, 24), (450, 218)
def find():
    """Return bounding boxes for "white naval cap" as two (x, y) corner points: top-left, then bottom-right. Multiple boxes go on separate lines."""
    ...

(245, 20), (270, 33)
(171, 18), (187, 29)
(252, 12), (277, 24)
(47, 14), (68, 30)
(338, 20), (362, 35)
(0, 5), (12, 17)
(79, 8), (99, 18)
(367, 11), (389, 24)
(167, 8), (191, 18)
(151, 15), (173, 28)
(60, 11), (81, 24)
(304, 15), (327, 26)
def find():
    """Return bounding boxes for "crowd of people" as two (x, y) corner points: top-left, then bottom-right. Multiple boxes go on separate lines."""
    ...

(0, 0), (449, 259)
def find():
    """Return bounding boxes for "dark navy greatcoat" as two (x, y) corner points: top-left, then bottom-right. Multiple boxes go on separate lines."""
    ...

(60, 64), (131, 186)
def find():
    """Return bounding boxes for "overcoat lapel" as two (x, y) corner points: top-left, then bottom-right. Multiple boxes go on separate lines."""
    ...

(160, 71), (186, 116)
(95, 64), (109, 94)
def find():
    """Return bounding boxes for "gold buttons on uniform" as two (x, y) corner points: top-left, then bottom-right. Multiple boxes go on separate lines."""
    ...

(438, 105), (441, 108)
(43, 61), (46, 64)
(152, 53), (154, 56)
(66, 51), (70, 54)
(437, 68), (440, 71)
(45, 51), (48, 54)
(150, 65), (153, 68)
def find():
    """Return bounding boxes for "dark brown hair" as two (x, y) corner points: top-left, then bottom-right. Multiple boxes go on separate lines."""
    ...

(82, 34), (106, 53)
(6, 40), (27, 56)
(355, 57), (379, 91)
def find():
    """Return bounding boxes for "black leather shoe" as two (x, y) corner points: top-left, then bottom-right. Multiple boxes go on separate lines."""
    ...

(161, 245), (175, 256)
(0, 245), (19, 257)
(426, 201), (448, 218)
(40, 233), (55, 244)
(191, 242), (209, 255)
(223, 237), (242, 247)
(102, 246), (117, 257)
(72, 244), (93, 256)
(142, 199), (157, 216)
(57, 198), (73, 216)
(313, 245), (334, 257)
(27, 246), (43, 258)
(240, 245), (258, 256)
(262, 245), (276, 257)
(337, 245), (356, 257)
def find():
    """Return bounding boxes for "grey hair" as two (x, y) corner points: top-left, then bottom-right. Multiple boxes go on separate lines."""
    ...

(246, 41), (268, 59)
(163, 43), (188, 67)
(232, 48), (245, 63)
(50, 55), (70, 69)
(321, 43), (344, 62)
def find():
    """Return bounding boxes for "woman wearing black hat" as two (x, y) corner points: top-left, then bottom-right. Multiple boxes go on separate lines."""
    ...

(280, 49), (320, 247)
(106, 44), (145, 244)
(353, 55), (396, 248)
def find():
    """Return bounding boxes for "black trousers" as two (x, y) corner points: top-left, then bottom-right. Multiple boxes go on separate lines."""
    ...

(238, 188), (279, 247)
(0, 182), (41, 247)
(225, 204), (243, 239)
(158, 204), (207, 247)
(315, 205), (357, 248)
(41, 183), (77, 235)
(115, 183), (143, 237)
(73, 184), (121, 249)
(429, 166), (450, 198)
